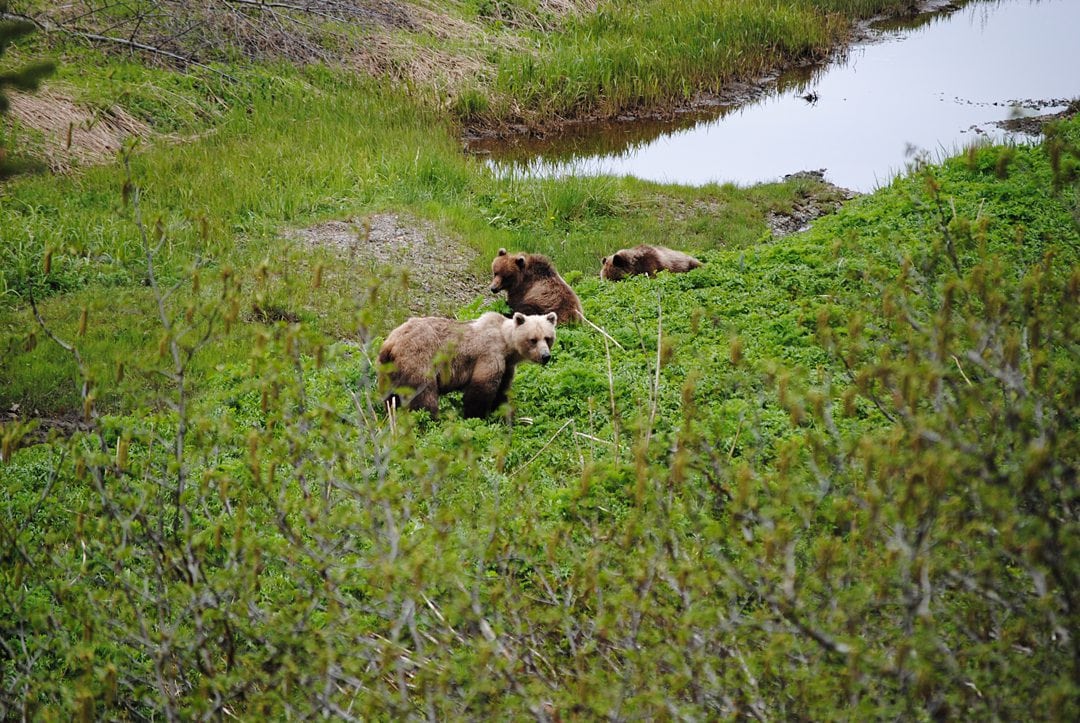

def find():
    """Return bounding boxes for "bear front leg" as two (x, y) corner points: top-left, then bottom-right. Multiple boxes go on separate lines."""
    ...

(461, 362), (505, 419)
(493, 365), (516, 413)
(408, 382), (441, 418)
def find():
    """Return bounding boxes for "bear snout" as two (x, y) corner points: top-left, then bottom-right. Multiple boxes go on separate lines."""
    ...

(539, 352), (551, 365)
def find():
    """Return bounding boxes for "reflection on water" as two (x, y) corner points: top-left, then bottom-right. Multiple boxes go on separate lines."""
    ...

(470, 0), (1080, 193)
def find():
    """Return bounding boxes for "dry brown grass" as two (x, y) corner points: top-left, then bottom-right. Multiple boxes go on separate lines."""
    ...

(7, 89), (149, 172)
(349, 30), (495, 90)
(349, 2), (537, 106)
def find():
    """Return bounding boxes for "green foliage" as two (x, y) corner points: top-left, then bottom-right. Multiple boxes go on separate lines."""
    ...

(2, 1), (1079, 718)
(0, 67), (450, 305)
(0, 0), (54, 175)
(0, 59), (819, 415)
(4, 120), (1078, 717)
(460, 0), (914, 126)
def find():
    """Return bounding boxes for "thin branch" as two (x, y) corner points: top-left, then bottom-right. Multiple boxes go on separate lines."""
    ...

(644, 288), (662, 449)
(5, 10), (237, 81)
(510, 418), (573, 478)
(71, 30), (236, 80)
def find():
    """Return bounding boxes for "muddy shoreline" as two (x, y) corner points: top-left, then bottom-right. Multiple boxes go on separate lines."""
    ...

(994, 99), (1080, 136)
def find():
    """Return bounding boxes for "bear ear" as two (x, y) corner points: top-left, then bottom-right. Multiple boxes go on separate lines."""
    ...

(498, 248), (507, 256)
(513, 312), (526, 326)
(545, 312), (557, 326)
(515, 255), (526, 269)
(612, 252), (629, 268)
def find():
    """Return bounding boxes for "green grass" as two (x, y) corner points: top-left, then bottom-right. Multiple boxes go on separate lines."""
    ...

(3, 127), (1076, 714)
(460, 0), (914, 124)
(2, 1), (1078, 717)
(0, 55), (830, 415)
(9, 0), (923, 131)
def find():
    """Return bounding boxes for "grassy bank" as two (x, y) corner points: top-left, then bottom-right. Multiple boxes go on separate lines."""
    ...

(0, 57), (832, 415)
(2, 0), (1079, 719)
(461, 0), (911, 125)
(7, 0), (923, 133)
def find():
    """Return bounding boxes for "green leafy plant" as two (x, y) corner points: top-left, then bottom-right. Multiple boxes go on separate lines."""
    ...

(0, 0), (54, 176)
(2, 2), (1079, 718)
(5, 128), (1078, 717)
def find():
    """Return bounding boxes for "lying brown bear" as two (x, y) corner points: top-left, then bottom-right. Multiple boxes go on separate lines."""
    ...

(600, 244), (702, 281)
(490, 248), (584, 323)
(378, 311), (557, 419)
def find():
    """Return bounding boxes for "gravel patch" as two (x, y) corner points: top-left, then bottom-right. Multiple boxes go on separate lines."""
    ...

(286, 212), (488, 315)
(766, 170), (858, 238)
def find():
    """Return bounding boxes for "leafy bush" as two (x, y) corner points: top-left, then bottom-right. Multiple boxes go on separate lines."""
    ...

(0, 0), (54, 176)
(3, 120), (1078, 719)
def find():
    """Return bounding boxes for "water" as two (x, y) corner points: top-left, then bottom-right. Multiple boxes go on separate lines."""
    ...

(471, 0), (1080, 193)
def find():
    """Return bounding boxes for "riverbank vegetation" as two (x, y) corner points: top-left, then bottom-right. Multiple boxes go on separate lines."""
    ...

(2, 0), (1078, 719)
(7, 0), (922, 133)
(456, 0), (908, 127)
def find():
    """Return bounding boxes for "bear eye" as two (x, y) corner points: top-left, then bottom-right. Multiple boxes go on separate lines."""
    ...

(529, 339), (538, 346)
(546, 337), (553, 346)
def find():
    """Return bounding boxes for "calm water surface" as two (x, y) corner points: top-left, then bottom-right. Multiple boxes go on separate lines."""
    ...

(475, 0), (1080, 192)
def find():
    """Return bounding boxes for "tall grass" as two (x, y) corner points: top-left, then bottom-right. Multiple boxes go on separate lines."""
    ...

(0, 66), (463, 411)
(2, 3), (1077, 716)
(0, 67), (447, 297)
(2, 59), (812, 415)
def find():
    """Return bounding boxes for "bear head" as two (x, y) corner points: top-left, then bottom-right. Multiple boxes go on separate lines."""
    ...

(509, 311), (557, 365)
(491, 248), (527, 294)
(600, 251), (632, 281)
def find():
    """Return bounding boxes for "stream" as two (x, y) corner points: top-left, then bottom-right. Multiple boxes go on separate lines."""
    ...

(470, 0), (1080, 193)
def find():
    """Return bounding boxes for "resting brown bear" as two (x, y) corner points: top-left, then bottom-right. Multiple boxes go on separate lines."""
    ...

(378, 311), (557, 419)
(600, 244), (702, 281)
(490, 248), (584, 323)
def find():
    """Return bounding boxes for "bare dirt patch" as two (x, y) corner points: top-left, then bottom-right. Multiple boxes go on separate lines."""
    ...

(766, 170), (858, 238)
(7, 90), (149, 172)
(286, 212), (488, 315)
(2, 405), (91, 456)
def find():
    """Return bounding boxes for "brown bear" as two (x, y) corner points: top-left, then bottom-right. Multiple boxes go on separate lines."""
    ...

(490, 248), (584, 323)
(600, 244), (702, 281)
(378, 310), (557, 419)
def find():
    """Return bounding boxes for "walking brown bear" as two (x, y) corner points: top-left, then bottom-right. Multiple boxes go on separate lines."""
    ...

(378, 310), (558, 419)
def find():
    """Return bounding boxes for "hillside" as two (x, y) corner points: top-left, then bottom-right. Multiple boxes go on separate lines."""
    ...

(2, 0), (1079, 719)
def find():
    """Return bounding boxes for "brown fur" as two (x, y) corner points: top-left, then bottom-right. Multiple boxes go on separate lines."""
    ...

(490, 248), (584, 323)
(378, 311), (557, 419)
(600, 244), (702, 281)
